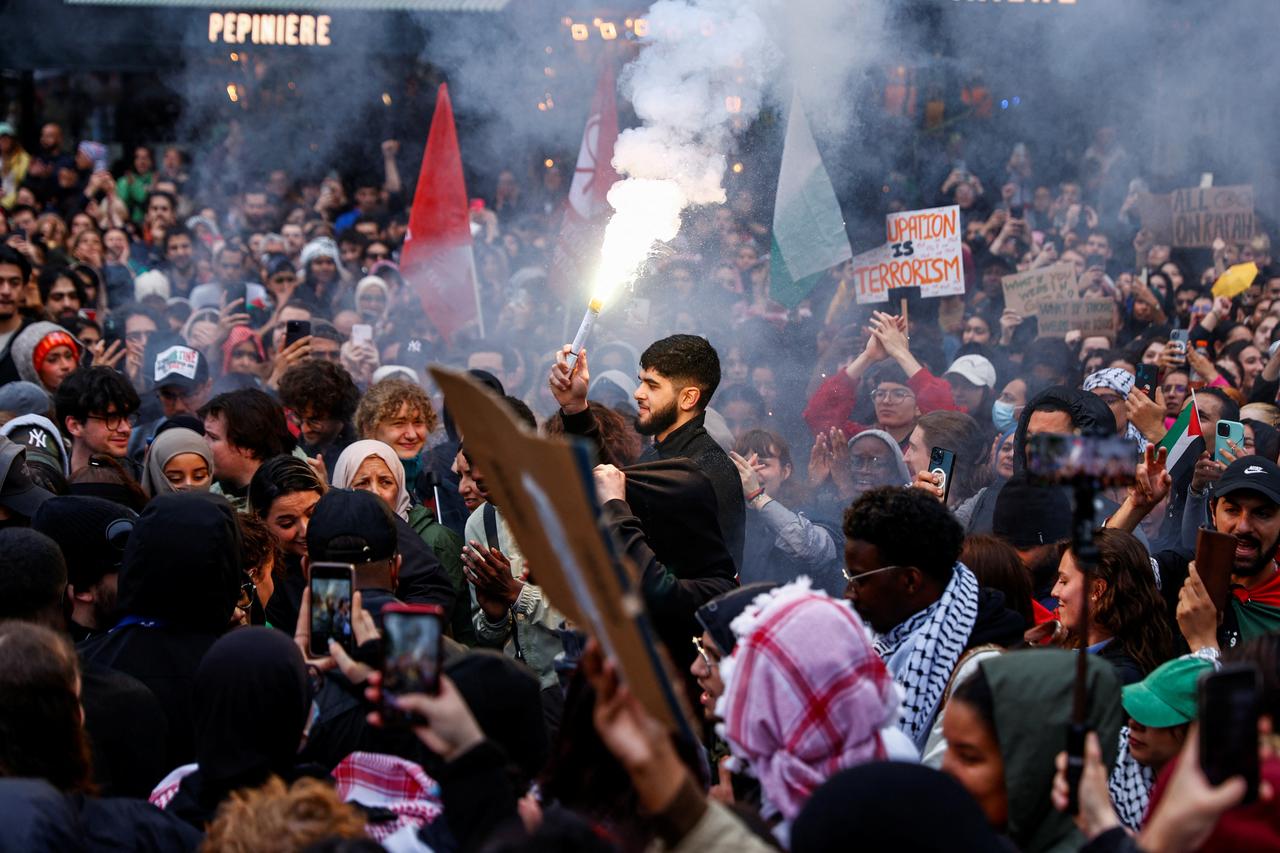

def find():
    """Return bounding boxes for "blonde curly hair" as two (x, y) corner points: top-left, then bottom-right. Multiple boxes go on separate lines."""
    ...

(354, 378), (437, 440)
(201, 776), (367, 853)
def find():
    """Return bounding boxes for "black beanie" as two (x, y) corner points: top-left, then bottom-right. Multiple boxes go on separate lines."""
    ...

(445, 649), (548, 782)
(31, 496), (137, 589)
(992, 475), (1072, 549)
(696, 582), (778, 655)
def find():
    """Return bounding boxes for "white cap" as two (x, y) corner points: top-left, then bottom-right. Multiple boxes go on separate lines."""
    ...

(945, 354), (997, 389)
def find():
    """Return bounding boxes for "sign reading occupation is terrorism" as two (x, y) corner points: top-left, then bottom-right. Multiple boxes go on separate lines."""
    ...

(853, 205), (965, 304)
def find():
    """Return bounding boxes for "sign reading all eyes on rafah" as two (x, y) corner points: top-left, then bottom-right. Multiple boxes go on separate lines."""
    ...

(1170, 186), (1254, 248)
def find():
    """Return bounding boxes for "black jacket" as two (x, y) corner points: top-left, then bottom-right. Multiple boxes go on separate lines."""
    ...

(562, 407), (745, 570)
(0, 316), (32, 386)
(79, 658), (171, 798)
(79, 492), (242, 768)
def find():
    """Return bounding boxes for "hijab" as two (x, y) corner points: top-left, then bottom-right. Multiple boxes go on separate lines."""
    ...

(140, 427), (213, 497)
(332, 439), (411, 520)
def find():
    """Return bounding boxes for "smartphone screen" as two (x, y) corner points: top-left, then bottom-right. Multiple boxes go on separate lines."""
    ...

(309, 564), (353, 657)
(351, 323), (373, 345)
(1200, 664), (1260, 803)
(929, 447), (956, 503)
(285, 319), (312, 349)
(1026, 433), (1138, 487)
(381, 605), (445, 723)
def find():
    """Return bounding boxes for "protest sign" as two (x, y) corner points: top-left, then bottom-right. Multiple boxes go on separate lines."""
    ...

(854, 204), (964, 304)
(1136, 192), (1173, 245)
(1171, 185), (1254, 248)
(1036, 297), (1115, 338)
(429, 367), (693, 734)
(1000, 263), (1078, 316)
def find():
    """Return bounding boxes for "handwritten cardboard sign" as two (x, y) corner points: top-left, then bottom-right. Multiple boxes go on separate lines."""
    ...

(1036, 297), (1115, 338)
(1001, 263), (1079, 317)
(1171, 185), (1254, 248)
(429, 367), (692, 734)
(855, 204), (964, 303)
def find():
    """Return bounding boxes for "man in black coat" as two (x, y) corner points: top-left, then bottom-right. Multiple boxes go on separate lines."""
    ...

(549, 333), (745, 571)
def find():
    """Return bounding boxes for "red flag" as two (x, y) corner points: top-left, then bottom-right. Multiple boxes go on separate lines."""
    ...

(402, 83), (482, 342)
(548, 63), (621, 303)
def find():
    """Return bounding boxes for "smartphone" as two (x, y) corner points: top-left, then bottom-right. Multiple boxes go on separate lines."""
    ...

(1216, 419), (1245, 465)
(351, 323), (373, 346)
(1009, 203), (1025, 220)
(1026, 433), (1138, 488)
(929, 447), (956, 504)
(1200, 664), (1261, 804)
(1169, 329), (1190, 360)
(1134, 363), (1158, 399)
(284, 319), (312, 349)
(224, 280), (247, 309)
(381, 603), (446, 724)
(1196, 527), (1237, 613)
(308, 562), (354, 657)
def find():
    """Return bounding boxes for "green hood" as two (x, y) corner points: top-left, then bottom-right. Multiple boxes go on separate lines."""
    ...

(980, 649), (1123, 853)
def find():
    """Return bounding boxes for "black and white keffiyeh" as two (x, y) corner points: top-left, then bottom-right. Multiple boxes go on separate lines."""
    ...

(874, 562), (980, 748)
(1109, 726), (1154, 831)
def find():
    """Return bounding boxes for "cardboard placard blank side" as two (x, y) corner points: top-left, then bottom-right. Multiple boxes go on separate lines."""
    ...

(429, 367), (689, 733)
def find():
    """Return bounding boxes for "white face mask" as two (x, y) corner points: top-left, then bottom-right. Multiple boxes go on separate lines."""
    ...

(992, 399), (1018, 432)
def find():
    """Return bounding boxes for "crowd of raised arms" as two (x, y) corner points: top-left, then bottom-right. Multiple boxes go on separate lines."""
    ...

(1, 113), (1280, 853)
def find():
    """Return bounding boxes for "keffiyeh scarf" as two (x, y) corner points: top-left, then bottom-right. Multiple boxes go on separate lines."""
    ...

(875, 562), (980, 748)
(1108, 726), (1153, 831)
(1083, 367), (1150, 451)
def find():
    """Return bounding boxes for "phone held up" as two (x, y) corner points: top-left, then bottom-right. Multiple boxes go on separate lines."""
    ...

(1215, 419), (1245, 466)
(308, 562), (354, 657)
(1200, 664), (1261, 804)
(1134, 363), (1158, 399)
(285, 319), (312, 349)
(929, 446), (956, 503)
(380, 603), (446, 726)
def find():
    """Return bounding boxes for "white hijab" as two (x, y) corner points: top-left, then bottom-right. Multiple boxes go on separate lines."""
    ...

(332, 439), (411, 520)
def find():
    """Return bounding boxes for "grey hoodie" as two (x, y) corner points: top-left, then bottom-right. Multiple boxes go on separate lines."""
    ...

(0, 413), (69, 475)
(11, 321), (75, 388)
(846, 428), (912, 493)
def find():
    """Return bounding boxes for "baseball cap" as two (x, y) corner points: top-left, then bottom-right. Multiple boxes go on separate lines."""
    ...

(306, 489), (398, 565)
(153, 344), (209, 391)
(1121, 655), (1212, 729)
(992, 476), (1073, 549)
(31, 496), (137, 589)
(0, 436), (55, 519)
(945, 354), (997, 389)
(1214, 455), (1280, 506)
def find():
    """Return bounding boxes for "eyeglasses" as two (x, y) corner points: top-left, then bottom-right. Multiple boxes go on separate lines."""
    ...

(842, 564), (906, 586)
(871, 388), (916, 403)
(366, 251), (389, 261)
(850, 454), (887, 470)
(1094, 393), (1125, 406)
(691, 635), (718, 669)
(1161, 383), (1188, 395)
(87, 412), (136, 431)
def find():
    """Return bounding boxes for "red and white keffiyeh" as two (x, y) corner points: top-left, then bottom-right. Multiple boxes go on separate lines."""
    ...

(716, 579), (913, 822)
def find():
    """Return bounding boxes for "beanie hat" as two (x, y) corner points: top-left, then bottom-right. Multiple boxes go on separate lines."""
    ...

(134, 269), (171, 302)
(300, 237), (340, 269)
(993, 475), (1073, 549)
(32, 496), (138, 590)
(12, 322), (79, 386)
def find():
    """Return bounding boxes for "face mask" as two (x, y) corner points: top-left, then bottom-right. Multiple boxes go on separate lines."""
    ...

(992, 400), (1018, 432)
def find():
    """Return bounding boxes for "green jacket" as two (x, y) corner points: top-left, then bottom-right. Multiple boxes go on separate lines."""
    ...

(408, 504), (475, 646)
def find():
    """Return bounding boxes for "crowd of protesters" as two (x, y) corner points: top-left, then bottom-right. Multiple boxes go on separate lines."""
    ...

(0, 100), (1279, 853)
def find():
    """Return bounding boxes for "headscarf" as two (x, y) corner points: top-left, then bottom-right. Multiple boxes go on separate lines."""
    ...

(1082, 368), (1149, 449)
(332, 439), (410, 520)
(220, 324), (264, 375)
(141, 427), (213, 497)
(980, 649), (1122, 853)
(717, 579), (915, 827)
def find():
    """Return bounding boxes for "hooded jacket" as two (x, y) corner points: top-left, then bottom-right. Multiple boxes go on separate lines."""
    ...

(1012, 385), (1117, 477)
(12, 320), (77, 388)
(79, 491), (243, 768)
(0, 412), (68, 475)
(980, 650), (1122, 853)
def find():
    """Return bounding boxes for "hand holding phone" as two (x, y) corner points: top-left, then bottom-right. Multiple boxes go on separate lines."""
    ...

(1215, 419), (1245, 465)
(380, 603), (446, 726)
(928, 447), (956, 504)
(1134, 363), (1158, 399)
(351, 323), (373, 346)
(308, 563), (355, 657)
(285, 319), (312, 350)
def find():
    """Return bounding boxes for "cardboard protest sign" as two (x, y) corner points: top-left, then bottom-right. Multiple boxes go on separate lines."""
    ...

(1136, 192), (1173, 245)
(1001, 263), (1078, 317)
(854, 204), (964, 304)
(1036, 297), (1115, 338)
(1171, 185), (1254, 248)
(429, 367), (692, 734)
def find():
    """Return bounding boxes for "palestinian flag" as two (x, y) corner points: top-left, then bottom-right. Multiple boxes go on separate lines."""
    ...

(1158, 391), (1204, 485)
(1232, 568), (1280, 641)
(769, 91), (852, 309)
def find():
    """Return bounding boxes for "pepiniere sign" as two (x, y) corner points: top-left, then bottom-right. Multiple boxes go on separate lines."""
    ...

(207, 11), (332, 45)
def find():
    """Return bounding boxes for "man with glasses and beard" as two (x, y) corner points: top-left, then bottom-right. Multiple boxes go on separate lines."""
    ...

(32, 496), (136, 643)
(1171, 456), (1280, 653)
(550, 333), (745, 570)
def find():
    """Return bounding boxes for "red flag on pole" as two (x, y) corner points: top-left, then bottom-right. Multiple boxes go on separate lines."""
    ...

(548, 63), (621, 304)
(401, 83), (482, 342)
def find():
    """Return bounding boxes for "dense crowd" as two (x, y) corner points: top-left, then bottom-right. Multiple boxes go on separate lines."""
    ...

(0, 100), (1279, 853)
